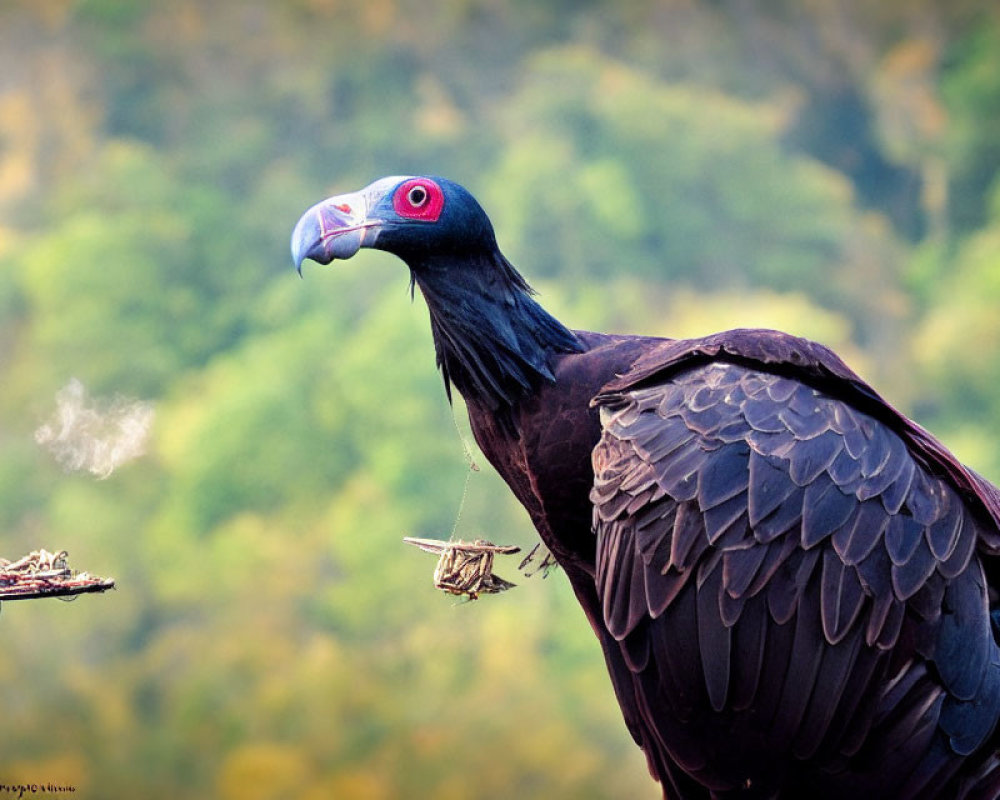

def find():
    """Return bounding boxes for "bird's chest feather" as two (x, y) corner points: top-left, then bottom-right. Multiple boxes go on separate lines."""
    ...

(465, 333), (660, 577)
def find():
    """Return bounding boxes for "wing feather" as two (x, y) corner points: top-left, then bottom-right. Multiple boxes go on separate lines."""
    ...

(589, 345), (1000, 796)
(801, 477), (856, 548)
(788, 429), (843, 485)
(729, 593), (768, 711)
(792, 623), (866, 759)
(747, 449), (793, 527)
(722, 544), (770, 599)
(697, 442), (750, 509)
(773, 579), (826, 748)
(820, 548), (867, 644)
(695, 562), (731, 712)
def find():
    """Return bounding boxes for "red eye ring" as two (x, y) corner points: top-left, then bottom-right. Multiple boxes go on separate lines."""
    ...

(393, 178), (444, 222)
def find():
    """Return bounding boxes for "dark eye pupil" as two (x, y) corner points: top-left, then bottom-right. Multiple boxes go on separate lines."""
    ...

(408, 186), (427, 206)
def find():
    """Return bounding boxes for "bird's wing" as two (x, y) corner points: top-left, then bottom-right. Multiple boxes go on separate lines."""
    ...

(596, 328), (1000, 547)
(589, 331), (1000, 797)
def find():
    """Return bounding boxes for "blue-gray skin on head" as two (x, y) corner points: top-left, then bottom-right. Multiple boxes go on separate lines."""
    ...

(291, 176), (498, 273)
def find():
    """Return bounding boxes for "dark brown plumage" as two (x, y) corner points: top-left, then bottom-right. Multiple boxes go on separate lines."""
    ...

(292, 177), (1000, 799)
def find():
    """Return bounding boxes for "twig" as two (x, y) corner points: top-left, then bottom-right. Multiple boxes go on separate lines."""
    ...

(0, 549), (115, 602)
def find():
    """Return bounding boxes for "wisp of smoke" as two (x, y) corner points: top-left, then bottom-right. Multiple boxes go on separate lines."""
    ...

(34, 378), (154, 479)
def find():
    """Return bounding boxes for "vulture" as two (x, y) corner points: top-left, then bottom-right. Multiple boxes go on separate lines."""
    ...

(291, 175), (1000, 799)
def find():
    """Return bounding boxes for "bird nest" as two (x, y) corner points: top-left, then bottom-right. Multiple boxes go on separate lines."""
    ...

(0, 549), (115, 602)
(403, 537), (521, 600)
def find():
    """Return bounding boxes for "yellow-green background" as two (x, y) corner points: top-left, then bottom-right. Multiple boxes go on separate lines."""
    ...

(1, 1), (999, 797)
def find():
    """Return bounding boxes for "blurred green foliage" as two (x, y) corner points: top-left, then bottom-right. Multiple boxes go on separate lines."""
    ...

(1, 1), (999, 798)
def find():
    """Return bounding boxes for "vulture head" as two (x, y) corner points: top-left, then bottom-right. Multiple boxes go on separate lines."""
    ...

(291, 175), (501, 270)
(291, 175), (581, 418)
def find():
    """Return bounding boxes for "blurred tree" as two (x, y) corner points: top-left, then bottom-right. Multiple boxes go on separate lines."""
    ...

(871, 37), (949, 243)
(941, 18), (1000, 234)
(13, 142), (276, 397)
(912, 197), (1000, 477)
(482, 46), (906, 356)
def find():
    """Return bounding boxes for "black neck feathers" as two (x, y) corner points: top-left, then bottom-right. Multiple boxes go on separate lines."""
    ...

(411, 251), (582, 429)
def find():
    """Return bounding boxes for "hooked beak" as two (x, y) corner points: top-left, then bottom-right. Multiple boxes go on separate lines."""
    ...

(290, 194), (377, 274)
(290, 176), (409, 274)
